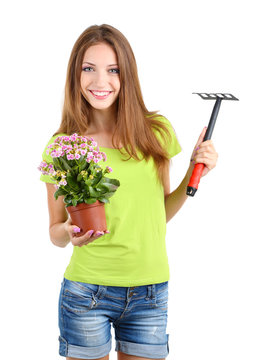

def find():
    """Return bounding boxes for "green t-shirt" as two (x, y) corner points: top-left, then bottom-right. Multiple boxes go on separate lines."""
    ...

(40, 116), (181, 286)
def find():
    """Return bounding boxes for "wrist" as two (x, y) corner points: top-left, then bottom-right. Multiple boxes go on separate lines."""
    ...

(186, 162), (194, 182)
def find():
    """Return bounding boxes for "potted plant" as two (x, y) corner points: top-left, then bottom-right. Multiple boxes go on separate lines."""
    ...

(38, 133), (120, 237)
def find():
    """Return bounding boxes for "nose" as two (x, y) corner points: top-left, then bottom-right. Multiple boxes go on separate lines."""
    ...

(94, 70), (108, 89)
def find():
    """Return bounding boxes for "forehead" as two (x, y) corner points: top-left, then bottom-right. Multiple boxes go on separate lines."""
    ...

(82, 43), (117, 63)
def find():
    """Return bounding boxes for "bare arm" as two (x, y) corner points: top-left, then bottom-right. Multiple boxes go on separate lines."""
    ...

(165, 163), (193, 223)
(46, 183), (70, 248)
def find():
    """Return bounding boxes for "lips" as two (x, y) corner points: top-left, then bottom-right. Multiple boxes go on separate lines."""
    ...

(89, 90), (112, 99)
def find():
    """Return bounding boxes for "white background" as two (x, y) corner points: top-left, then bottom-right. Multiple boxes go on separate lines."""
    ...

(1, 0), (257, 359)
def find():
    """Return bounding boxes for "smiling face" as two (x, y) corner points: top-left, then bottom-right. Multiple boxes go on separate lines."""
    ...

(80, 42), (121, 111)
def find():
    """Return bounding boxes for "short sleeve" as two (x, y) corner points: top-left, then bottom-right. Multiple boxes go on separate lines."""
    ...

(154, 116), (182, 159)
(39, 133), (67, 184)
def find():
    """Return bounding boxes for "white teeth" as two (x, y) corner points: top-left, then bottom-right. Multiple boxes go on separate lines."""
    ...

(91, 91), (111, 96)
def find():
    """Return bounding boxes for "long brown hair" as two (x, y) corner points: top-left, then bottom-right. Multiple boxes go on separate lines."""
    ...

(54, 24), (175, 190)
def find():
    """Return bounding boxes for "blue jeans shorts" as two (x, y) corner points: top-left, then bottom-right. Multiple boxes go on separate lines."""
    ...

(58, 277), (169, 359)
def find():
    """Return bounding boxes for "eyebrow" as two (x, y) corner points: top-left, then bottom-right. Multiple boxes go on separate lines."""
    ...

(82, 61), (118, 67)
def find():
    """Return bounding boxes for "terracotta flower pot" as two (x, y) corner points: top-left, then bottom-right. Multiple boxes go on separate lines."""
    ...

(66, 200), (107, 237)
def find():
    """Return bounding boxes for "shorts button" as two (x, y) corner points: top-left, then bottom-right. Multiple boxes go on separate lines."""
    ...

(129, 292), (134, 297)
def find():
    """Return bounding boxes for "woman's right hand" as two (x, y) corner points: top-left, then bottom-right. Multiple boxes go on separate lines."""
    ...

(64, 218), (110, 247)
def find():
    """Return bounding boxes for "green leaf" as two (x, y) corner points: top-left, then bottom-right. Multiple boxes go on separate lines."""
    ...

(72, 198), (77, 207)
(89, 186), (100, 197)
(54, 188), (67, 200)
(77, 173), (83, 181)
(98, 197), (110, 204)
(53, 157), (63, 171)
(91, 171), (102, 185)
(102, 191), (115, 199)
(66, 173), (80, 191)
(59, 157), (73, 172)
(85, 198), (97, 204)
(99, 177), (120, 187)
(78, 194), (84, 201)
(64, 197), (72, 206)
(98, 182), (118, 192)
(80, 162), (88, 171)
(96, 183), (110, 193)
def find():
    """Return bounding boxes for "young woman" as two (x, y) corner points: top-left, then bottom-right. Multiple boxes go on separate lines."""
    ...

(40, 24), (218, 360)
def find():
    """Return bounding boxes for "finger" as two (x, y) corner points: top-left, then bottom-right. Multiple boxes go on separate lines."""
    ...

(92, 231), (105, 239)
(200, 139), (213, 146)
(194, 154), (217, 170)
(71, 229), (94, 242)
(196, 147), (218, 162)
(76, 231), (105, 247)
(197, 140), (215, 151)
(72, 225), (81, 235)
(79, 230), (105, 242)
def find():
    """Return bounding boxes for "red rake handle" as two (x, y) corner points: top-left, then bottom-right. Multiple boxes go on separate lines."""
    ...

(187, 163), (205, 196)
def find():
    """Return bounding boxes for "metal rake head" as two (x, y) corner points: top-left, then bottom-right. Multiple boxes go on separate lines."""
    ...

(193, 93), (239, 101)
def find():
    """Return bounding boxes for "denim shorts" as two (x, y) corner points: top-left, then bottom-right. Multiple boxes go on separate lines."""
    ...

(58, 277), (169, 359)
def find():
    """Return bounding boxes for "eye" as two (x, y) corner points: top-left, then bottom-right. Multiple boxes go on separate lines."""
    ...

(109, 68), (120, 74)
(82, 66), (93, 72)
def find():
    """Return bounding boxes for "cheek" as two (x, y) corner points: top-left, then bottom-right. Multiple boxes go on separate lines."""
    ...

(80, 73), (90, 87)
(114, 78), (121, 92)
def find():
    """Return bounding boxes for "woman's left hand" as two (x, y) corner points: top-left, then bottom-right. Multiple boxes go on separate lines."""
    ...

(190, 127), (218, 177)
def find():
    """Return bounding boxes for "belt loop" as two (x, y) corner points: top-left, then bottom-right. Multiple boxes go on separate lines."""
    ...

(96, 285), (106, 299)
(151, 284), (155, 299)
(147, 285), (152, 299)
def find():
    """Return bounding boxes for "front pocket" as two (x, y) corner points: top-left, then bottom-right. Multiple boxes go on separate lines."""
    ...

(62, 280), (99, 314)
(155, 282), (169, 309)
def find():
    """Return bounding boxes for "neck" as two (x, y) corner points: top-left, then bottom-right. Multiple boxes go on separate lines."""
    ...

(89, 104), (118, 133)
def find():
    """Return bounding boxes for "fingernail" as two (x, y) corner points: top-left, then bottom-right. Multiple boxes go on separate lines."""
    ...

(106, 230), (110, 233)
(73, 227), (81, 233)
(196, 146), (200, 150)
(88, 230), (94, 235)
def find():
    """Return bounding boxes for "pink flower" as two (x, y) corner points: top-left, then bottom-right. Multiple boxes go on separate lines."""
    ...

(87, 154), (94, 162)
(101, 152), (107, 162)
(59, 179), (67, 186)
(67, 154), (74, 160)
(70, 134), (78, 142)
